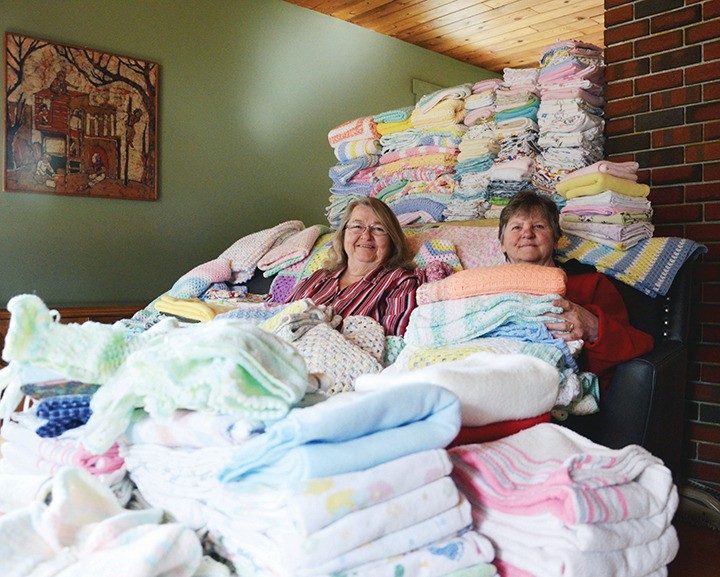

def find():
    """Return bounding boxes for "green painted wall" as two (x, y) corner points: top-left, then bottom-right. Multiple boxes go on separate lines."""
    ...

(1, 0), (495, 307)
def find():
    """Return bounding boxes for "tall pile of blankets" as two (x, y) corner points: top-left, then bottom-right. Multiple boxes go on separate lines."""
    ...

(535, 40), (606, 196)
(324, 38), (609, 227)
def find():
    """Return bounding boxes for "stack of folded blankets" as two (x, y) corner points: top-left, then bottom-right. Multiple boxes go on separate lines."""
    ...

(326, 115), (382, 226)
(450, 78), (504, 218)
(121, 385), (499, 577)
(535, 40), (606, 198)
(450, 423), (679, 577)
(484, 157), (538, 218)
(395, 263), (600, 420)
(494, 67), (541, 163)
(372, 84), (471, 224)
(556, 160), (654, 249)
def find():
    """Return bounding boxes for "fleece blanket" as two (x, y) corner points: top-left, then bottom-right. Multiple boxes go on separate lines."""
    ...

(556, 173), (650, 199)
(355, 351), (559, 427)
(218, 384), (461, 485)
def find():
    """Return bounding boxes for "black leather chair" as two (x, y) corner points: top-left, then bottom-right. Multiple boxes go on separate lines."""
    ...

(559, 257), (697, 481)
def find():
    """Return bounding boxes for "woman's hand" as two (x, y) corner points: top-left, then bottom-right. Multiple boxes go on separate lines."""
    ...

(544, 297), (599, 343)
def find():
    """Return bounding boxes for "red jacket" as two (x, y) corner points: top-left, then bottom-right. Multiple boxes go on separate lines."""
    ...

(566, 272), (654, 394)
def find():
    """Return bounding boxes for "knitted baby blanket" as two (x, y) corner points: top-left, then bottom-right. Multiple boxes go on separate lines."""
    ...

(417, 263), (567, 305)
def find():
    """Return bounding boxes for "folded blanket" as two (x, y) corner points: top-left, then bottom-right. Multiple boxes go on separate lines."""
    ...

(123, 409), (260, 449)
(374, 106), (413, 124)
(417, 263), (567, 304)
(328, 115), (380, 147)
(450, 423), (675, 525)
(1, 412), (125, 477)
(473, 487), (678, 552)
(334, 138), (382, 162)
(488, 522), (677, 577)
(257, 224), (329, 277)
(404, 293), (562, 348)
(218, 384), (461, 485)
(168, 221), (305, 297)
(416, 84), (473, 113)
(556, 173), (650, 199)
(558, 160), (639, 182)
(560, 221), (654, 250)
(556, 234), (707, 297)
(154, 294), (233, 321)
(355, 351), (559, 427)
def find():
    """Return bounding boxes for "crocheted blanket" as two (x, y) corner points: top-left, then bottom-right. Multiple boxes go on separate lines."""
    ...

(556, 233), (707, 297)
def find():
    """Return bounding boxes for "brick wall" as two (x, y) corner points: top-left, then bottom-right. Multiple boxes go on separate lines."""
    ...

(604, 0), (720, 490)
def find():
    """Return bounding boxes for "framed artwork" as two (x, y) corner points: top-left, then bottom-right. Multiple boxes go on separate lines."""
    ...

(3, 32), (158, 200)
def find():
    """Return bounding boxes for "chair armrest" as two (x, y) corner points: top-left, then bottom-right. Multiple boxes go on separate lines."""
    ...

(596, 339), (688, 479)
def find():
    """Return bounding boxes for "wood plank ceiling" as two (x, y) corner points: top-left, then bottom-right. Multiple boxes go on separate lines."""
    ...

(284, 0), (605, 73)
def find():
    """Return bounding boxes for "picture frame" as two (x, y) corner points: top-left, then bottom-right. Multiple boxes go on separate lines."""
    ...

(3, 32), (159, 200)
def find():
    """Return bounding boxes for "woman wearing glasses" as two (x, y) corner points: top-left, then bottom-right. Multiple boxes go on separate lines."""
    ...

(287, 198), (422, 336)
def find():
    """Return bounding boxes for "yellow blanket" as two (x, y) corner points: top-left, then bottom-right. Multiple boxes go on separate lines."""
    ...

(556, 173), (650, 200)
(376, 117), (413, 136)
(154, 294), (236, 322)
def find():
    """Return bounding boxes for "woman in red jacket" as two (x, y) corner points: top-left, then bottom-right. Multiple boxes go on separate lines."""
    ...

(498, 190), (654, 395)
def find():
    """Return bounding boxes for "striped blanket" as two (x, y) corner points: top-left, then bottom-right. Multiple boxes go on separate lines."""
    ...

(556, 233), (707, 297)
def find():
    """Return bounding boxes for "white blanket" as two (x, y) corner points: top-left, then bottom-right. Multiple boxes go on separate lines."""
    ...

(355, 351), (559, 426)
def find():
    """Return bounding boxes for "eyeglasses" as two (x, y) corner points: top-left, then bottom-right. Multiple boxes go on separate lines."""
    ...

(344, 224), (389, 236)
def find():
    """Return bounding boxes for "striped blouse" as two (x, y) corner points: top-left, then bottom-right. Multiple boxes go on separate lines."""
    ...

(287, 266), (423, 336)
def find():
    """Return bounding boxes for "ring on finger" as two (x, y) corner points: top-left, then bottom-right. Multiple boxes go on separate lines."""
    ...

(568, 322), (574, 332)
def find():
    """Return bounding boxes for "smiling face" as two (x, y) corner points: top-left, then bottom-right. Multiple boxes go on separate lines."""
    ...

(500, 208), (558, 267)
(343, 204), (391, 270)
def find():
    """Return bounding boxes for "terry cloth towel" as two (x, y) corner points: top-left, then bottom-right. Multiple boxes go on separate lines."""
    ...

(556, 173), (650, 200)
(449, 423), (675, 525)
(328, 115), (380, 147)
(355, 351), (559, 427)
(0, 467), (204, 577)
(218, 384), (461, 485)
(417, 263), (567, 304)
